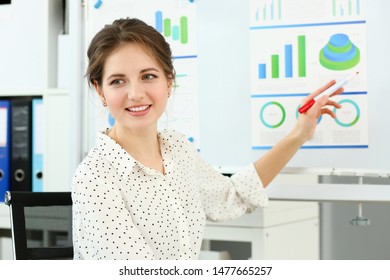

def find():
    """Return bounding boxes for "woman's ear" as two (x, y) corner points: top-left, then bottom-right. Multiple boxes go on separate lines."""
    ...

(94, 80), (107, 105)
(167, 79), (173, 96)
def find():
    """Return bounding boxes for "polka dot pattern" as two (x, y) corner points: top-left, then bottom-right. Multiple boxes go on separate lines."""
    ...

(71, 129), (268, 260)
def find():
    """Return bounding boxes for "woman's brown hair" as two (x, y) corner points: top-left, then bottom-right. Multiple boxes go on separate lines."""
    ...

(86, 18), (175, 88)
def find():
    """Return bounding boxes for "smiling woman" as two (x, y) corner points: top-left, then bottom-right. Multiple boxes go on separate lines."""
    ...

(71, 17), (343, 260)
(94, 43), (171, 135)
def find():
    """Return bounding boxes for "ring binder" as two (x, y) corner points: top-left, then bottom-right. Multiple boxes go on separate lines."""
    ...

(32, 98), (44, 192)
(0, 100), (11, 201)
(10, 98), (32, 192)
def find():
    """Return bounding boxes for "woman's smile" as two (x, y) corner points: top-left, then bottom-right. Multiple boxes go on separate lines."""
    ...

(126, 104), (152, 116)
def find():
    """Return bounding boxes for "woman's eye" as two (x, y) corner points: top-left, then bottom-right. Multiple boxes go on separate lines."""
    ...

(111, 79), (124, 85)
(143, 74), (156, 80)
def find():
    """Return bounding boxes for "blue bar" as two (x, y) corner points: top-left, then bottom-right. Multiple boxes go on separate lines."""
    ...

(356, 0), (360, 15)
(285, 44), (293, 78)
(173, 55), (198, 59)
(252, 145), (369, 150)
(155, 11), (163, 33)
(172, 25), (180, 41)
(251, 91), (367, 98)
(94, 0), (102, 9)
(250, 20), (366, 30)
(258, 63), (266, 79)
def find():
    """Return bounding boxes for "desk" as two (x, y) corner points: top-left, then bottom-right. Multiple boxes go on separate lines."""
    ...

(267, 183), (390, 202)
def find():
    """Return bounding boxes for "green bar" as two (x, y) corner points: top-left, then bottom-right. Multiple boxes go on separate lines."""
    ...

(263, 7), (266, 21)
(271, 55), (279, 78)
(333, 0), (336, 16)
(278, 0), (282, 19)
(298, 35), (306, 77)
(163, 18), (171, 37)
(348, 0), (352, 15)
(180, 16), (188, 44)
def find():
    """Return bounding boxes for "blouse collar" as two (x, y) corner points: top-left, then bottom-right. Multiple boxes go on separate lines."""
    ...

(95, 129), (174, 177)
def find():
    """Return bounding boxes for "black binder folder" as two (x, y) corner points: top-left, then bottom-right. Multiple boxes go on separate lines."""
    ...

(10, 98), (32, 192)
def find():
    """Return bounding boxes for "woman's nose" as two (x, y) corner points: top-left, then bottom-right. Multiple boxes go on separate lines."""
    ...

(127, 83), (144, 101)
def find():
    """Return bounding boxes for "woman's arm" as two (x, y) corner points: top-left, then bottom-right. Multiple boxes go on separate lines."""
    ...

(254, 80), (343, 188)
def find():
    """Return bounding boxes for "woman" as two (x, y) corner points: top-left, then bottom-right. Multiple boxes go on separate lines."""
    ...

(72, 18), (342, 260)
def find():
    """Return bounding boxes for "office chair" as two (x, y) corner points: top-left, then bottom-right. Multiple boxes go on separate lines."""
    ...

(4, 191), (73, 260)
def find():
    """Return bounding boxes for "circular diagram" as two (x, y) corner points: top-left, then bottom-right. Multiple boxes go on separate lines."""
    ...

(333, 99), (360, 127)
(296, 104), (322, 124)
(260, 101), (286, 128)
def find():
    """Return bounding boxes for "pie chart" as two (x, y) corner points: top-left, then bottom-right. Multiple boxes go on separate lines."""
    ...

(319, 33), (360, 70)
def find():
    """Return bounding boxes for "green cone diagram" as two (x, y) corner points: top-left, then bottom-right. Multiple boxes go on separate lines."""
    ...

(319, 33), (360, 70)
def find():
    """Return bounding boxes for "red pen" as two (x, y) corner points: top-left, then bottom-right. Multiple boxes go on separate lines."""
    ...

(298, 71), (359, 114)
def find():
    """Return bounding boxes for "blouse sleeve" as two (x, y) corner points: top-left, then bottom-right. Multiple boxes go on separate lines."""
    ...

(181, 136), (269, 222)
(72, 173), (155, 260)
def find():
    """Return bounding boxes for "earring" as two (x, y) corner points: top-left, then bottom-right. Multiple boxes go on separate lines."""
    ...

(103, 102), (107, 107)
(168, 92), (171, 98)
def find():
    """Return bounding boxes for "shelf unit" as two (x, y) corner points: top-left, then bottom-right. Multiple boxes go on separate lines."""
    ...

(0, 88), (70, 229)
(0, 0), (83, 259)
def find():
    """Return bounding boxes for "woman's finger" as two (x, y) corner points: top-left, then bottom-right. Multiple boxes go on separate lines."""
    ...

(328, 86), (344, 98)
(326, 99), (342, 109)
(301, 80), (336, 104)
(321, 107), (337, 118)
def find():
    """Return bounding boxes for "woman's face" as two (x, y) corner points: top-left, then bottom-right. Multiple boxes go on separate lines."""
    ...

(96, 43), (172, 133)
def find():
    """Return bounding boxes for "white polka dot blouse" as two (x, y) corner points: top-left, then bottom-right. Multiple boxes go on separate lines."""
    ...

(71, 129), (268, 260)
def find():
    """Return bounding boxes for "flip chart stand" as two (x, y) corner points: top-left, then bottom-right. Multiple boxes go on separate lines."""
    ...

(350, 176), (371, 226)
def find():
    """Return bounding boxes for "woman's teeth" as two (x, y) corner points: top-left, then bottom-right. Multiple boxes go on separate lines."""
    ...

(128, 105), (149, 112)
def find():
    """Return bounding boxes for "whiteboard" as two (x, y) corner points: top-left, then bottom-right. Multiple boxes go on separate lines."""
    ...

(85, 0), (390, 170)
(197, 0), (390, 170)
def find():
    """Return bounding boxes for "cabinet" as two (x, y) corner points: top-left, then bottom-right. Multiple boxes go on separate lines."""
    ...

(202, 200), (319, 260)
(0, 0), (74, 233)
(0, 1), (82, 260)
(0, 89), (70, 229)
(0, 0), (63, 89)
(0, 89), (70, 261)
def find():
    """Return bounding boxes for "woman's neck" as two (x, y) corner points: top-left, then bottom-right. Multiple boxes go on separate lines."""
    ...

(108, 126), (164, 173)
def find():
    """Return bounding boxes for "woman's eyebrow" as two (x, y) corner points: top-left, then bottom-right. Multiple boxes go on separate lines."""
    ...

(106, 73), (126, 80)
(140, 67), (160, 73)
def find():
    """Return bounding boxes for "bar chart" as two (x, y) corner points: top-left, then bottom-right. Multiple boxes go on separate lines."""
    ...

(257, 35), (306, 80)
(254, 0), (282, 23)
(332, 0), (361, 17)
(155, 10), (189, 44)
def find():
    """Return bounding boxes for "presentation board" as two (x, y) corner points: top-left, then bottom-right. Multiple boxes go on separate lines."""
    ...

(85, 0), (390, 170)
